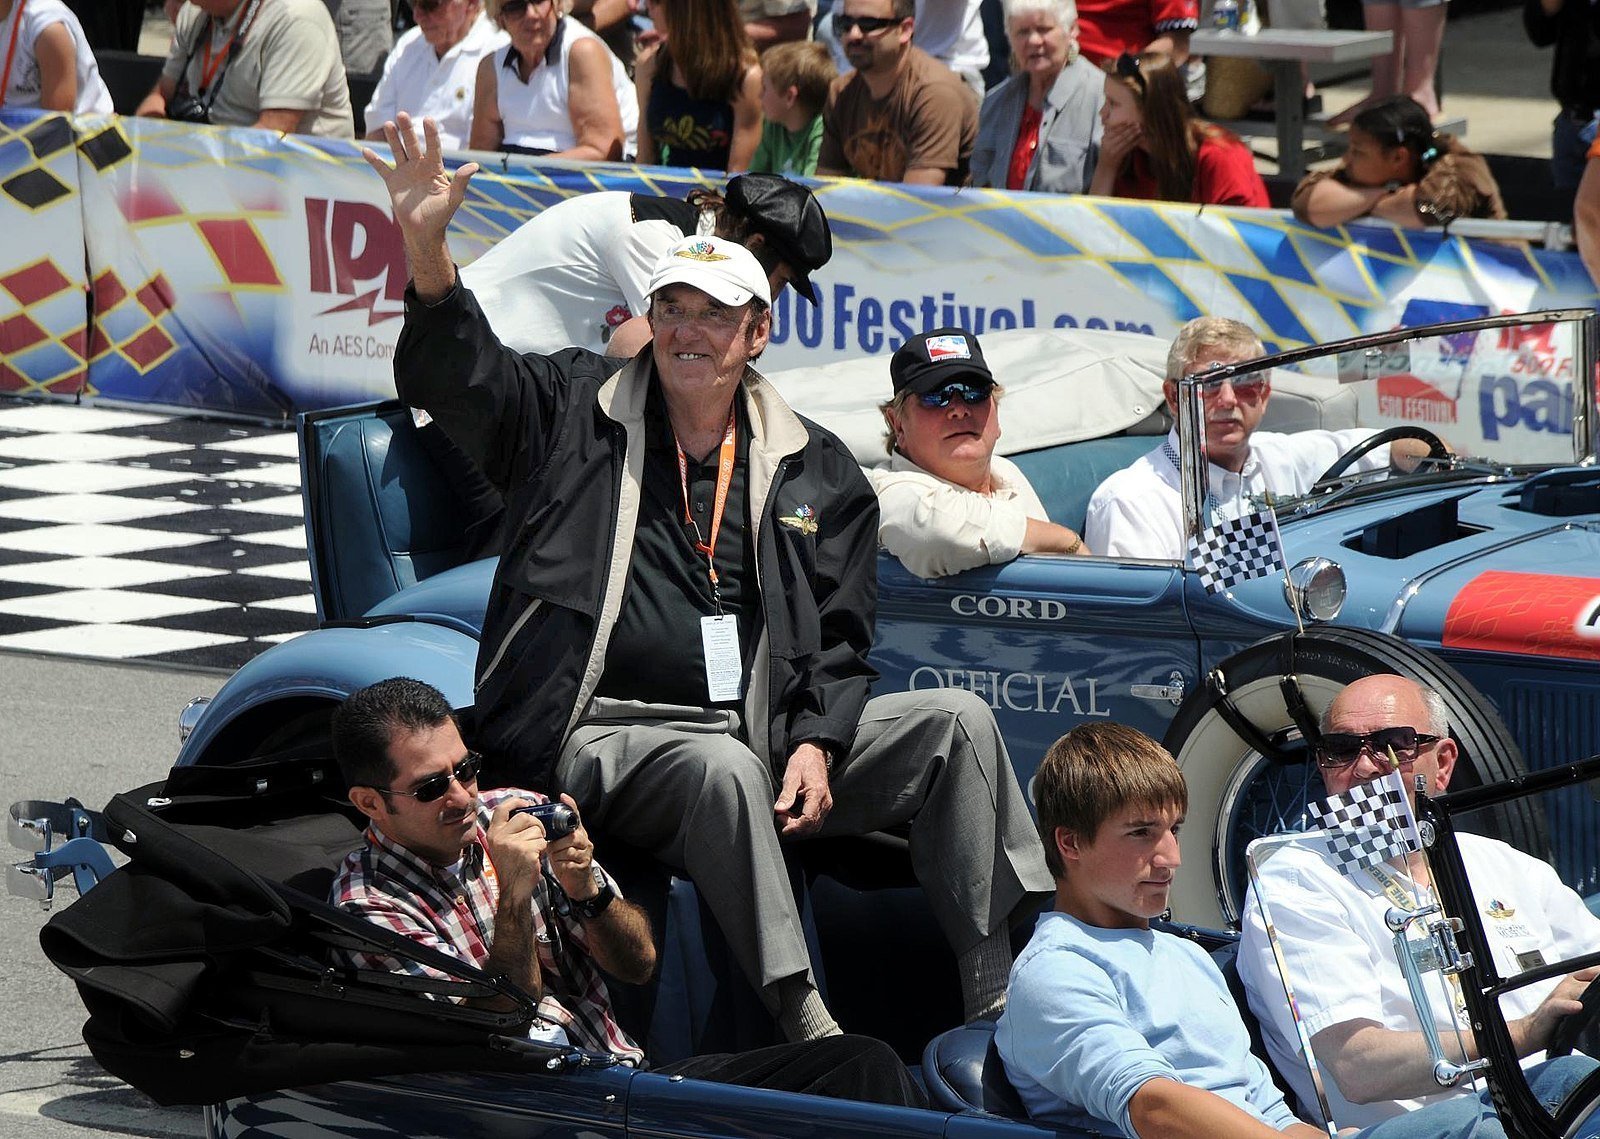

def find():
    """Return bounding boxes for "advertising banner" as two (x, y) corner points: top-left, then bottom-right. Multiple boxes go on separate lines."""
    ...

(1, 110), (1596, 417)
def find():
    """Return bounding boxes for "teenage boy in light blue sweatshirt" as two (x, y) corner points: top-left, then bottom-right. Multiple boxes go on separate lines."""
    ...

(996, 721), (1600, 1139)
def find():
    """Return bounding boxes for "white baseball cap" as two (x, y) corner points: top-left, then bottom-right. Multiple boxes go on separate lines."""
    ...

(648, 235), (772, 308)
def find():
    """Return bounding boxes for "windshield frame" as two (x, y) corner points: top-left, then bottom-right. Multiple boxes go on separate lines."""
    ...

(1173, 309), (1600, 550)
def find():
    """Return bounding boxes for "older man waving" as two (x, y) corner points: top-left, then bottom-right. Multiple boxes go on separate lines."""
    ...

(364, 114), (1051, 1045)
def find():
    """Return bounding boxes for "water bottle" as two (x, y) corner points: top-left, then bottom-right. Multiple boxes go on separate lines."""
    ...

(1212, 0), (1240, 32)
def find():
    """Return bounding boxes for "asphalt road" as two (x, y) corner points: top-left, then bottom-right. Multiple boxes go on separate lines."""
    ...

(0, 651), (220, 1139)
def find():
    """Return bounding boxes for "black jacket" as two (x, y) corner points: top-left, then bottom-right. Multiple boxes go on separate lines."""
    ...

(394, 283), (880, 791)
(1524, 0), (1600, 116)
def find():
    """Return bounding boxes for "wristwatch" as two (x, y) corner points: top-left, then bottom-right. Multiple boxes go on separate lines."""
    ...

(574, 866), (616, 920)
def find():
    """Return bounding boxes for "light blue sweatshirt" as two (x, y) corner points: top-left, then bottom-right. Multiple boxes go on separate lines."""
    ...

(996, 911), (1298, 1137)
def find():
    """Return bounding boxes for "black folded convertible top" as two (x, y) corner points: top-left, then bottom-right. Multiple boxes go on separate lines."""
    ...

(38, 753), (544, 1105)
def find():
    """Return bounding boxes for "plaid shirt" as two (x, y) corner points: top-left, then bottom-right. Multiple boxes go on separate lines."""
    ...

(329, 787), (644, 1064)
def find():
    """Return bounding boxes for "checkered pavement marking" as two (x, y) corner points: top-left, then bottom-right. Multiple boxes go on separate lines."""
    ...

(0, 398), (315, 669)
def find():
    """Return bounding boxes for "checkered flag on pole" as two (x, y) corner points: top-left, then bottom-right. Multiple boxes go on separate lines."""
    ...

(1309, 770), (1423, 876)
(1188, 508), (1285, 594)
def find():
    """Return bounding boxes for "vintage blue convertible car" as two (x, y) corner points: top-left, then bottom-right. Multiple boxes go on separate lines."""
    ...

(169, 305), (1599, 933)
(11, 306), (1600, 1139)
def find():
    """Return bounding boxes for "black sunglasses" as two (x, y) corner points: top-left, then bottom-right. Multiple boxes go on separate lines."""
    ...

(1113, 51), (1147, 97)
(917, 382), (993, 409)
(1315, 727), (1440, 771)
(498, 0), (552, 16)
(833, 12), (902, 35)
(374, 752), (483, 803)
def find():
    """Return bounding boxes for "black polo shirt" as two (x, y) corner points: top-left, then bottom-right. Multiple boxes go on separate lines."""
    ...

(596, 381), (760, 707)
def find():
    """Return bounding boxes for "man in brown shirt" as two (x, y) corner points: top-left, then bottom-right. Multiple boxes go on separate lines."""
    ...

(816, 0), (978, 185)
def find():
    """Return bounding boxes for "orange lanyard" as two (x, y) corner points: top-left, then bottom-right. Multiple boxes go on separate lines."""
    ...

(675, 411), (737, 610)
(198, 0), (259, 96)
(0, 0), (26, 110)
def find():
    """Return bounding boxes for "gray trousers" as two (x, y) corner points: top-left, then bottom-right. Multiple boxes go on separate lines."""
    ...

(557, 689), (1053, 1006)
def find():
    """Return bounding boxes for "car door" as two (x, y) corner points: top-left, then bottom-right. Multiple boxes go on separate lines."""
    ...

(871, 551), (1200, 795)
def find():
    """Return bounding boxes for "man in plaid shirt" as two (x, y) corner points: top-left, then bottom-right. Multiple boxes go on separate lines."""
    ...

(328, 677), (926, 1104)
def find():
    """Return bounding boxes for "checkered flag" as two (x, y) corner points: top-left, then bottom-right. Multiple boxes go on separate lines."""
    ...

(1188, 509), (1285, 594)
(1309, 771), (1422, 876)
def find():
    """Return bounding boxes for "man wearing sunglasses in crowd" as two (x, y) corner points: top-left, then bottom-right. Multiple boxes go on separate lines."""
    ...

(866, 328), (1091, 579)
(815, 0), (977, 185)
(1084, 316), (1441, 560)
(1237, 673), (1600, 1132)
(329, 677), (926, 1105)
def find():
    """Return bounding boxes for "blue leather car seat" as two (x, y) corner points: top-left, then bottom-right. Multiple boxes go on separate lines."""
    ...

(308, 408), (474, 621)
(921, 1018), (1027, 1119)
(1009, 435), (1158, 534)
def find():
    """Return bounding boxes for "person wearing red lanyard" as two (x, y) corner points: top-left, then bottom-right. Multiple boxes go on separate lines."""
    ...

(135, 0), (355, 138)
(970, 0), (1105, 195)
(328, 677), (926, 1105)
(0, 0), (114, 113)
(373, 111), (1053, 1048)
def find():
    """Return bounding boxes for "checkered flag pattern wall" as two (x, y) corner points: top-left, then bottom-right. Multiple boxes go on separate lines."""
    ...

(1309, 771), (1422, 876)
(1188, 509), (1285, 594)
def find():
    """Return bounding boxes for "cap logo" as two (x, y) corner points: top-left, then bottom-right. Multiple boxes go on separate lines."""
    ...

(676, 239), (731, 263)
(924, 334), (971, 362)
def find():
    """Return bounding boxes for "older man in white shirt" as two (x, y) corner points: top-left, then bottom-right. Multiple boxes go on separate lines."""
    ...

(1083, 316), (1432, 561)
(867, 328), (1089, 579)
(364, 0), (506, 149)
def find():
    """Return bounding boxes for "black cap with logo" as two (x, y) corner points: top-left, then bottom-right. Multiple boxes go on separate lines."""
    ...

(890, 328), (995, 396)
(725, 174), (832, 304)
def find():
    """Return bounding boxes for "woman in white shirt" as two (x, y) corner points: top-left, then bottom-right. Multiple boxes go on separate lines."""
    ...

(0, 0), (114, 114)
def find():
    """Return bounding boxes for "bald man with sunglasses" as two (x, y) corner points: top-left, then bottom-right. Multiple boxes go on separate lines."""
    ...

(867, 328), (1090, 579)
(1237, 674), (1600, 1131)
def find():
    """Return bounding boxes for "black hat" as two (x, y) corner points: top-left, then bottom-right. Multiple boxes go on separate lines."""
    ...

(890, 328), (994, 396)
(724, 174), (832, 304)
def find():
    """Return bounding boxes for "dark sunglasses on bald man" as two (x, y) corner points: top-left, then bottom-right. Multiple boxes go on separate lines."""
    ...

(498, 0), (553, 16)
(833, 12), (903, 34)
(1315, 727), (1440, 771)
(372, 752), (483, 803)
(917, 382), (993, 409)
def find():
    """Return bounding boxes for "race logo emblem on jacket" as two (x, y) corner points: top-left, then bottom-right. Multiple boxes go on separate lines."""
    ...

(779, 504), (819, 535)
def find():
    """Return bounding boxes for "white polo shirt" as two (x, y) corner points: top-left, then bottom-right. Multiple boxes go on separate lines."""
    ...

(1083, 427), (1385, 561)
(1238, 834), (1600, 1129)
(866, 451), (1049, 579)
(363, 16), (507, 150)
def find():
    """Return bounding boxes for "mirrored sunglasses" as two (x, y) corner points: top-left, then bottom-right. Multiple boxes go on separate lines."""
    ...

(376, 752), (483, 803)
(1315, 727), (1440, 770)
(917, 382), (993, 409)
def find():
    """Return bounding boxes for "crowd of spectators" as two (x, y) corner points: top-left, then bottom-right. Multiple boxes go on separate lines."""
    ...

(78, 0), (1600, 259)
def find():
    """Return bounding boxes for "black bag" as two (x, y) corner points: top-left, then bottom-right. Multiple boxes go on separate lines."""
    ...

(38, 757), (542, 1105)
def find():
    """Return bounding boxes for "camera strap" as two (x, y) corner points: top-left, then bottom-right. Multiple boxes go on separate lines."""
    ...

(179, 0), (263, 112)
(0, 0), (27, 110)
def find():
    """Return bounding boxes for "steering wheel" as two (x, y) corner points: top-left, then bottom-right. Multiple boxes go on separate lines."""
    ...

(1312, 425), (1450, 491)
(1546, 976), (1600, 1059)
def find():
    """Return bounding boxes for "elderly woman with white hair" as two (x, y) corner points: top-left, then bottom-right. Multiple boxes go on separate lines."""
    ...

(468, 0), (637, 160)
(970, 0), (1103, 193)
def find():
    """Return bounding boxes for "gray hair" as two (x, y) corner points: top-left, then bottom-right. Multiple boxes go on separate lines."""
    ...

(1318, 679), (1451, 737)
(1003, 0), (1079, 24)
(1165, 316), (1264, 380)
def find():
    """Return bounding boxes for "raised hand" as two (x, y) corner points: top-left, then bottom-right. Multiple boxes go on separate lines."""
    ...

(360, 113), (477, 300)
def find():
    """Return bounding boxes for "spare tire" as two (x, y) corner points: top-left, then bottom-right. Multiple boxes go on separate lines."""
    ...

(1162, 627), (1545, 929)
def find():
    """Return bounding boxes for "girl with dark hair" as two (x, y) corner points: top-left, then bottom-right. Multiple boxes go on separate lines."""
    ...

(1291, 94), (1505, 229)
(636, 0), (763, 171)
(1087, 50), (1268, 208)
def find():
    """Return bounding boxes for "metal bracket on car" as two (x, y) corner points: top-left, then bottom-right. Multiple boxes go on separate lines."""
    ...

(7, 799), (115, 910)
(1278, 673), (1323, 753)
(1387, 904), (1489, 1088)
(1204, 668), (1301, 764)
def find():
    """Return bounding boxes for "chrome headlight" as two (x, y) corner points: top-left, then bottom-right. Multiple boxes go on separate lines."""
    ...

(177, 696), (212, 743)
(1283, 557), (1346, 623)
